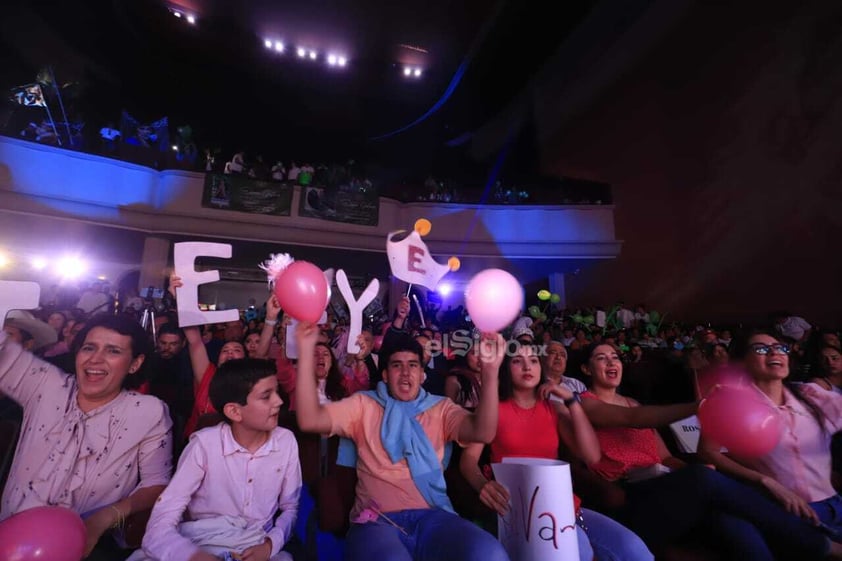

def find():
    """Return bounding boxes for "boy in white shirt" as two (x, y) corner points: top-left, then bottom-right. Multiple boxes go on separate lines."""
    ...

(133, 359), (301, 561)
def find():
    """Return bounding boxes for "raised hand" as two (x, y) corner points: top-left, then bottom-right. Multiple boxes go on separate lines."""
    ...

(538, 381), (573, 402)
(396, 296), (411, 319)
(168, 273), (183, 299)
(265, 295), (281, 321)
(477, 333), (506, 375)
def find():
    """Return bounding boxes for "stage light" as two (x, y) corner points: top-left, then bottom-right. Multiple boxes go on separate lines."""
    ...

(337, 56), (347, 67)
(297, 47), (306, 58)
(57, 256), (87, 279)
(186, 14), (196, 24)
(413, 68), (422, 77)
(327, 54), (337, 66)
(437, 283), (452, 297)
(274, 41), (284, 53)
(0, 253), (8, 268)
(171, 145), (178, 151)
(30, 257), (47, 270)
(403, 66), (412, 77)
(173, 11), (182, 18)
(309, 50), (317, 60)
(264, 39), (272, 49)
(97, 275), (107, 281)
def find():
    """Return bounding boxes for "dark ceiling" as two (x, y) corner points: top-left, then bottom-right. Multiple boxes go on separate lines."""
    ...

(0, 0), (599, 176)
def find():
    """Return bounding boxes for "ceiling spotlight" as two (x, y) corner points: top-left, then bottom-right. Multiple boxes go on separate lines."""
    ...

(97, 275), (107, 281)
(297, 47), (306, 58)
(337, 56), (347, 67)
(309, 50), (317, 60)
(264, 39), (272, 49)
(327, 54), (337, 66)
(172, 145), (179, 151)
(30, 256), (47, 270)
(186, 14), (196, 24)
(173, 11), (182, 18)
(413, 68), (422, 77)
(274, 41), (284, 52)
(0, 253), (9, 268)
(437, 282), (452, 297)
(403, 66), (412, 77)
(57, 256), (87, 279)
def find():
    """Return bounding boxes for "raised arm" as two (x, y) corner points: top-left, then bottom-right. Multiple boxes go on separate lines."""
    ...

(457, 334), (505, 444)
(581, 398), (698, 429)
(294, 322), (333, 433)
(255, 295), (281, 359)
(169, 274), (211, 386)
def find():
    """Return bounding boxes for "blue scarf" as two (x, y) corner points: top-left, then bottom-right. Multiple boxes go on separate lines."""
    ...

(337, 382), (454, 512)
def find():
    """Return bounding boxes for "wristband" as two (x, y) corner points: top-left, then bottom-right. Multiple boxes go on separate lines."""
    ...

(563, 392), (582, 408)
(264, 319), (278, 326)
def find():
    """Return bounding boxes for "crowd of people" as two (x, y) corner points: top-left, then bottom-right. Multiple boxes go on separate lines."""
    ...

(0, 274), (841, 561)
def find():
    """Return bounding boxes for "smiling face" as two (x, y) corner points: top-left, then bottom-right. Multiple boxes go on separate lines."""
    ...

(75, 327), (144, 411)
(218, 341), (246, 365)
(382, 350), (424, 401)
(510, 344), (542, 391)
(584, 344), (623, 389)
(314, 344), (332, 379)
(744, 334), (790, 382)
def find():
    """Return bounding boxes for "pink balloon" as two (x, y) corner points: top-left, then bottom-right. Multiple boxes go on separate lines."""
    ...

(464, 269), (523, 333)
(698, 385), (783, 458)
(273, 261), (328, 323)
(0, 506), (86, 561)
(696, 365), (750, 399)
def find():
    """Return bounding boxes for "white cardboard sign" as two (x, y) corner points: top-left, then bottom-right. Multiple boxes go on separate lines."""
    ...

(173, 242), (240, 327)
(0, 281), (41, 323)
(491, 458), (579, 561)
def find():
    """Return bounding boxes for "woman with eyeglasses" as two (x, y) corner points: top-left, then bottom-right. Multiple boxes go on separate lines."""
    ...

(581, 342), (842, 559)
(699, 330), (842, 543)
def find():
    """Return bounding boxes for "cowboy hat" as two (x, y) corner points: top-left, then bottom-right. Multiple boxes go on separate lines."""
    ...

(4, 310), (58, 350)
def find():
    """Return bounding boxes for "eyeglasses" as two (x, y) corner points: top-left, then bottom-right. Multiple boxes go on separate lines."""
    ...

(749, 343), (790, 355)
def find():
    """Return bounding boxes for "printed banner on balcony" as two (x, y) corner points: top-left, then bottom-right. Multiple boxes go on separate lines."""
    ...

(202, 173), (293, 216)
(299, 185), (379, 226)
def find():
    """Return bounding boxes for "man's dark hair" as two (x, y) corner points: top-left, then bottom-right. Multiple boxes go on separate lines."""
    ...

(157, 322), (185, 341)
(379, 333), (424, 375)
(209, 358), (277, 424)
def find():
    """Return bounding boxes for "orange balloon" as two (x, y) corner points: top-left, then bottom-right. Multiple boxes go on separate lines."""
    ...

(414, 218), (432, 236)
(448, 257), (461, 271)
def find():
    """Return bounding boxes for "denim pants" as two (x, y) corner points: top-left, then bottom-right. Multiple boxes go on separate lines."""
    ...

(344, 508), (509, 561)
(811, 493), (842, 541)
(620, 464), (830, 560)
(578, 508), (654, 561)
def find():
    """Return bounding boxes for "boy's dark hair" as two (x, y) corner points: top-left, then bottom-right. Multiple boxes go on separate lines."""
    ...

(379, 334), (424, 374)
(209, 358), (276, 424)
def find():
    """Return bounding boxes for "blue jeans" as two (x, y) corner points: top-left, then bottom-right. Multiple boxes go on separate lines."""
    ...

(811, 493), (842, 541)
(578, 508), (653, 561)
(344, 508), (509, 561)
(621, 465), (830, 559)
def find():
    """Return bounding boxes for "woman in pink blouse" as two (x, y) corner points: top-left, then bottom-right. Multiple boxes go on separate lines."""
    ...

(0, 313), (172, 560)
(700, 330), (842, 540)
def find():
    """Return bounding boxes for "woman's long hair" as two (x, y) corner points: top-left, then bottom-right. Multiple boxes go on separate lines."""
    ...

(318, 342), (348, 402)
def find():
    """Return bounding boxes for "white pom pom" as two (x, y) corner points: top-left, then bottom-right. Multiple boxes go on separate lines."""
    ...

(259, 253), (295, 288)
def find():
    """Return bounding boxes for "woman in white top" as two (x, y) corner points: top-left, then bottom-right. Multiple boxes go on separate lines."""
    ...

(0, 313), (172, 559)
